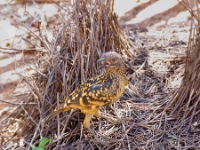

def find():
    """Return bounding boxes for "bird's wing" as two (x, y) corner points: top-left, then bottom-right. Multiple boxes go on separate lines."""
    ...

(62, 75), (118, 108)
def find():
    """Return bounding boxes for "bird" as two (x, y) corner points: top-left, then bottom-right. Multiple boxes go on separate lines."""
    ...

(45, 51), (129, 143)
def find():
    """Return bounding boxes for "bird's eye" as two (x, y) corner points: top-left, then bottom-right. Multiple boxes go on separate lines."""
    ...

(112, 58), (116, 61)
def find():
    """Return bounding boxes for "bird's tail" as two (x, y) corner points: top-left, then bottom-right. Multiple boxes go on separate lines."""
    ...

(45, 110), (62, 122)
(44, 103), (71, 122)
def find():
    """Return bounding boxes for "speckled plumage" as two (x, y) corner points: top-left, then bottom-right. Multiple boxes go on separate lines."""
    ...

(45, 51), (128, 142)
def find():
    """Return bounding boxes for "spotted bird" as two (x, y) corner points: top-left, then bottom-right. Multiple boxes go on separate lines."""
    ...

(45, 51), (129, 142)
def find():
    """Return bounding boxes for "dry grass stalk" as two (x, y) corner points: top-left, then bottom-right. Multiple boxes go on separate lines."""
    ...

(0, 0), (136, 149)
(1, 0), (199, 149)
(164, 0), (200, 148)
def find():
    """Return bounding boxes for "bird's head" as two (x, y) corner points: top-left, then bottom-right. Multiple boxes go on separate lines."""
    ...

(97, 51), (126, 73)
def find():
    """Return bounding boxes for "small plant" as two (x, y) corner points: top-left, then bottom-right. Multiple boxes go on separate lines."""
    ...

(31, 137), (52, 150)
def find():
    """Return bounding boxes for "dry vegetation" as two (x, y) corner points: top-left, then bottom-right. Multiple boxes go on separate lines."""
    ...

(0, 0), (199, 149)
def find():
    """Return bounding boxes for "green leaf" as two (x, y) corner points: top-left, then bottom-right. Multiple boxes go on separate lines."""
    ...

(39, 137), (52, 148)
(31, 145), (44, 150)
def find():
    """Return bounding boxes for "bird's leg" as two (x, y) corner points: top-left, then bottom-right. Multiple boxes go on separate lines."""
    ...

(83, 114), (93, 129)
(83, 114), (104, 143)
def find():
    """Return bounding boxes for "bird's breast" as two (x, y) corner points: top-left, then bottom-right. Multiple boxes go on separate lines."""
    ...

(109, 77), (127, 103)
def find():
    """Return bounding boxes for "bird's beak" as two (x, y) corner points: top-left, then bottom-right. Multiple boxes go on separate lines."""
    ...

(97, 58), (104, 63)
(97, 58), (110, 69)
